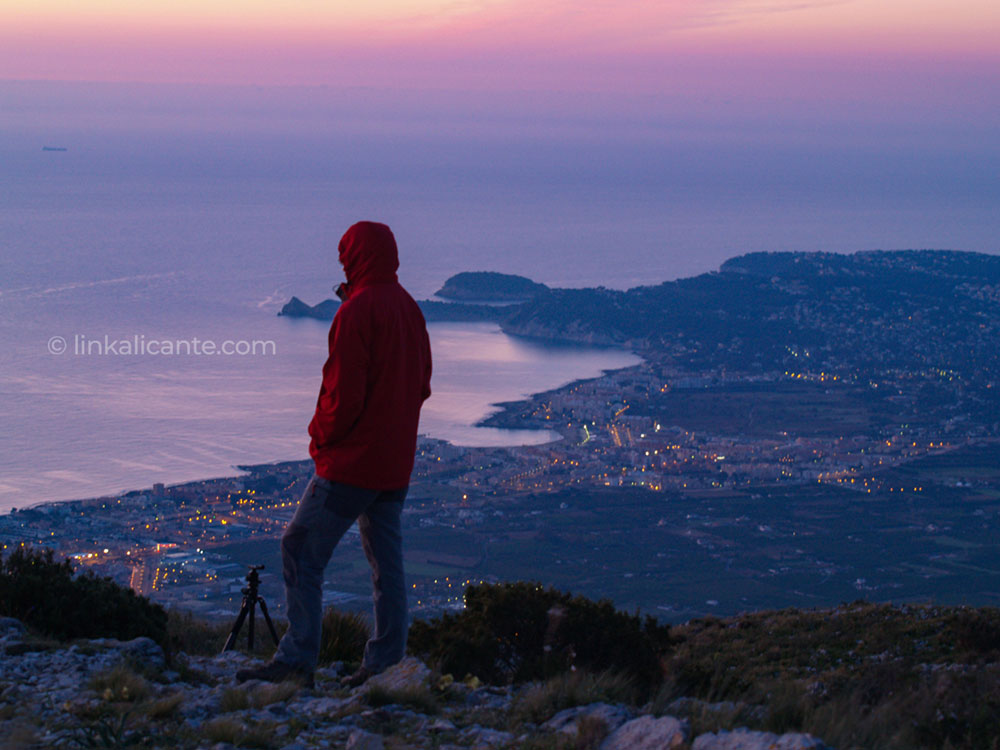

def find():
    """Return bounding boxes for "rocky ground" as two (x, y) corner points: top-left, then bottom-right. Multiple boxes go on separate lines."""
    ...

(0, 618), (830, 750)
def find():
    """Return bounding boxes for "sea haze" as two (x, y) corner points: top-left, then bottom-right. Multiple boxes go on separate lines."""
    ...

(1, 80), (997, 511)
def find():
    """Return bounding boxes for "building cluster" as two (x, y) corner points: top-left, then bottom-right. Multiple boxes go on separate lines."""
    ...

(0, 345), (983, 619)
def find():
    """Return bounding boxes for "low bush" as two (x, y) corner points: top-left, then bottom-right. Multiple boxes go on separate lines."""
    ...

(663, 602), (1000, 749)
(0, 547), (167, 645)
(407, 582), (674, 694)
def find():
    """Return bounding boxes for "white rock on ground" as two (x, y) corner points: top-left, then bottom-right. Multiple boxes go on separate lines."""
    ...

(0, 635), (842, 750)
(0, 617), (26, 635)
(346, 728), (385, 750)
(543, 702), (633, 735)
(600, 714), (689, 749)
(692, 728), (833, 749)
(363, 656), (431, 693)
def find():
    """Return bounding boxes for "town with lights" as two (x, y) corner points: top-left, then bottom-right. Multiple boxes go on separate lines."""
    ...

(4, 251), (1000, 622)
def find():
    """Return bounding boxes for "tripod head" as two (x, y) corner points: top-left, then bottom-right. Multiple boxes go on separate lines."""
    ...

(243, 564), (265, 596)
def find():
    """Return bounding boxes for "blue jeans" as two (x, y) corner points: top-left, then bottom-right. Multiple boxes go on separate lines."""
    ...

(273, 474), (408, 672)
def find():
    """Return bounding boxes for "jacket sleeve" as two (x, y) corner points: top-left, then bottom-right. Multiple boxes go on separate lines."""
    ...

(308, 303), (369, 449)
(421, 326), (432, 402)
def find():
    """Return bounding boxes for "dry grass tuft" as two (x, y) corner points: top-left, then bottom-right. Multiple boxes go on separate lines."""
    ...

(512, 670), (637, 727)
(219, 686), (251, 713)
(141, 692), (184, 719)
(88, 664), (151, 703)
(573, 714), (610, 750)
(250, 680), (300, 708)
(319, 607), (371, 665)
(199, 716), (276, 748)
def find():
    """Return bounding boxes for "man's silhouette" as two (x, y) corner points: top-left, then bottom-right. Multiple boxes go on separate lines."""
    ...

(238, 221), (432, 687)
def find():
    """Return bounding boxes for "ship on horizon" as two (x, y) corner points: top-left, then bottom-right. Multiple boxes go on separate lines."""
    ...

(42, 146), (68, 152)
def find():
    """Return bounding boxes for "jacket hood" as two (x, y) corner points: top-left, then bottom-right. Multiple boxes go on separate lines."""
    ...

(338, 221), (399, 290)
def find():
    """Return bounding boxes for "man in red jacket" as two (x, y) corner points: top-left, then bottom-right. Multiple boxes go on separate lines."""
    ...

(239, 221), (431, 688)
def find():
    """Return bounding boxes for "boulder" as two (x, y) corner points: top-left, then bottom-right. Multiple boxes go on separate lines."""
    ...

(600, 715), (688, 749)
(692, 728), (831, 749)
(0, 617), (26, 634)
(543, 702), (632, 735)
(459, 725), (516, 747)
(88, 636), (166, 670)
(364, 656), (431, 693)
(346, 729), (385, 750)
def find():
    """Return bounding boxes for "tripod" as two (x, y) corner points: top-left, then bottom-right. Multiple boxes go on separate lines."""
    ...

(222, 565), (280, 653)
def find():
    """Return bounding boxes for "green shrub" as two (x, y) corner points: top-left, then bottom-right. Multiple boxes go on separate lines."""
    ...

(0, 547), (167, 645)
(319, 607), (370, 665)
(662, 602), (1000, 749)
(407, 582), (673, 693)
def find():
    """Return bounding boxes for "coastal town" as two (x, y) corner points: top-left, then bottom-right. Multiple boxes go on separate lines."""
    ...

(5, 251), (1000, 625)
(4, 345), (998, 625)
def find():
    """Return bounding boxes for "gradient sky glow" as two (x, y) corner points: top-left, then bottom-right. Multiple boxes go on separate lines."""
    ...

(2, 0), (999, 91)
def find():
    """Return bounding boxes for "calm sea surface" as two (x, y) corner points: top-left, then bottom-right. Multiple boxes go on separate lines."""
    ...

(0, 265), (639, 511)
(3, 81), (997, 512)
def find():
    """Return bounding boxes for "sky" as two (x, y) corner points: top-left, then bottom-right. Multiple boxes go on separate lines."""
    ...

(2, 0), (998, 267)
(2, 0), (999, 94)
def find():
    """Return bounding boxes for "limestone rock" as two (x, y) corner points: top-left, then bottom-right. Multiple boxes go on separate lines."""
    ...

(364, 656), (431, 693)
(465, 686), (511, 709)
(459, 725), (516, 747)
(346, 729), (385, 750)
(543, 702), (632, 735)
(297, 695), (351, 717)
(692, 728), (831, 749)
(600, 714), (688, 750)
(0, 617), (26, 634)
(87, 636), (166, 670)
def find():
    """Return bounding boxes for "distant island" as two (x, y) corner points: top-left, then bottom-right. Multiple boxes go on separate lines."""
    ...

(434, 271), (549, 301)
(42, 146), (68, 152)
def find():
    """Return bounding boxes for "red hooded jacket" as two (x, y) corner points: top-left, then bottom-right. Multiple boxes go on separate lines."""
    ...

(308, 222), (432, 490)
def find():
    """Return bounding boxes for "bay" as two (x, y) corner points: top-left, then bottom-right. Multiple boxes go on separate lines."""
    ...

(0, 268), (639, 512)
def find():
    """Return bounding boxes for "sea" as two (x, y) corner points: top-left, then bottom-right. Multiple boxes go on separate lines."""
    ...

(2, 81), (998, 513)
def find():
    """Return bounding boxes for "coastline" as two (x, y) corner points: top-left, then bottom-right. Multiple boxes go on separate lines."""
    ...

(476, 360), (645, 433)
(4, 348), (644, 517)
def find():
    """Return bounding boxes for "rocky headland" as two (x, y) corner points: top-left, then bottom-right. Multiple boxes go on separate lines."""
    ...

(434, 272), (549, 302)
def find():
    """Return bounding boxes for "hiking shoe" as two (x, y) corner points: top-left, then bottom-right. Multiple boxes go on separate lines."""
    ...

(236, 660), (314, 689)
(340, 665), (375, 688)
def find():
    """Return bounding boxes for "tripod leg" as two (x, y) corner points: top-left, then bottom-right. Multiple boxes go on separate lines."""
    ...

(257, 597), (280, 646)
(248, 597), (257, 651)
(222, 598), (251, 653)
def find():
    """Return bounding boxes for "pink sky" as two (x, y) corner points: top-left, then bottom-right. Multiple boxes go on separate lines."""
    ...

(2, 0), (998, 92)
